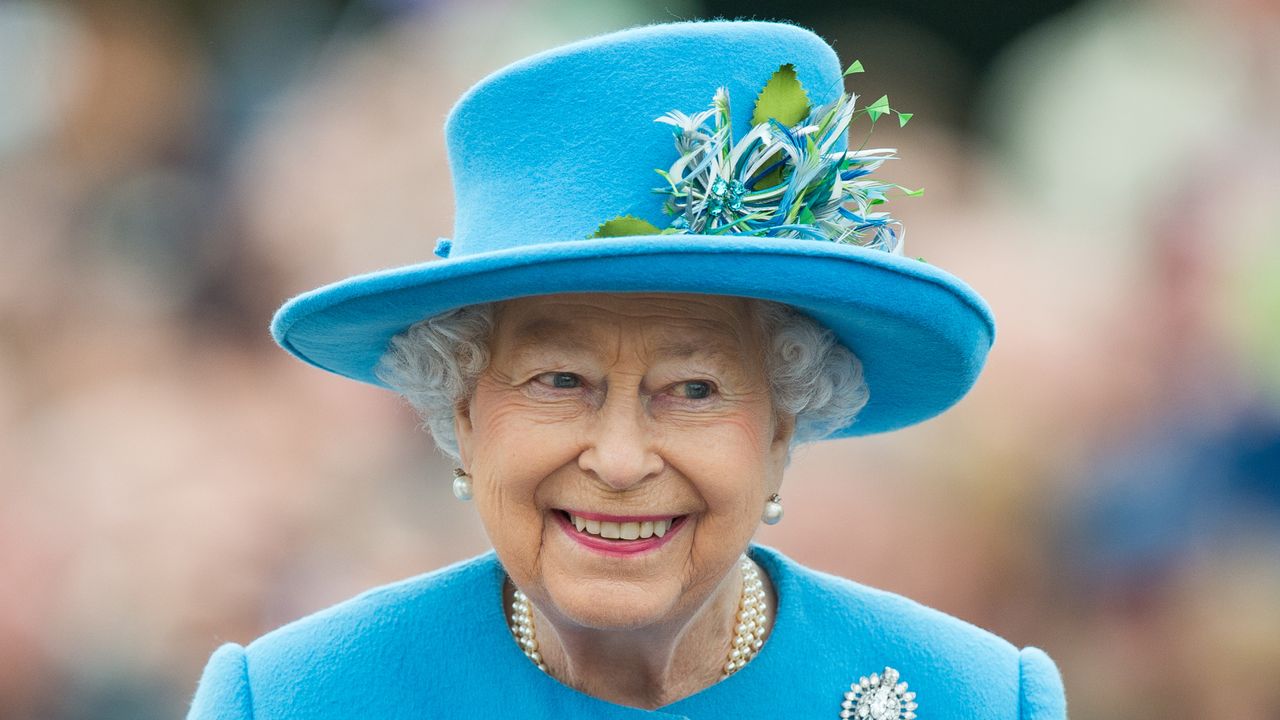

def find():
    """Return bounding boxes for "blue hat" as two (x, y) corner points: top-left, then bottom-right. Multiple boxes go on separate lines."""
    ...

(270, 20), (995, 437)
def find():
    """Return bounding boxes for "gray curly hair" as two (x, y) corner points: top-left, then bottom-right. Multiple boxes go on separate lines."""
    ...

(375, 299), (869, 460)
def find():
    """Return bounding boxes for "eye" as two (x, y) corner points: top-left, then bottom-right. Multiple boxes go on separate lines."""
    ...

(671, 380), (715, 400)
(535, 372), (582, 390)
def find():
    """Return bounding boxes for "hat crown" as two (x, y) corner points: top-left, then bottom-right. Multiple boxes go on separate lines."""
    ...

(442, 21), (845, 258)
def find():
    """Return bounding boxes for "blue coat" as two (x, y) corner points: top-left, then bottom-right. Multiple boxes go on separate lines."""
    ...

(187, 544), (1066, 719)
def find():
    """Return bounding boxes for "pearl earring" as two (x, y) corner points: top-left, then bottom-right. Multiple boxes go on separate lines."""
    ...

(452, 468), (473, 501)
(761, 493), (783, 525)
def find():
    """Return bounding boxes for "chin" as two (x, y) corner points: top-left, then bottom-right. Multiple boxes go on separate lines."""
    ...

(544, 576), (683, 632)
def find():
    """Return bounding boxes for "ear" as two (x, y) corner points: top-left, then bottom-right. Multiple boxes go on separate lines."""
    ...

(767, 411), (796, 479)
(771, 411), (796, 449)
(453, 398), (475, 467)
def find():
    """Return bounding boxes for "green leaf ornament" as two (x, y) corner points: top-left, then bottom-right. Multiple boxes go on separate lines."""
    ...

(751, 64), (812, 190)
(751, 63), (811, 128)
(866, 94), (891, 123)
(590, 215), (662, 238)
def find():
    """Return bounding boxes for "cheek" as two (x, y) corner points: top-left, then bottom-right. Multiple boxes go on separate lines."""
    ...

(666, 399), (774, 465)
(664, 404), (776, 520)
(472, 464), (556, 593)
(472, 377), (586, 440)
(470, 385), (582, 466)
(468, 391), (583, 580)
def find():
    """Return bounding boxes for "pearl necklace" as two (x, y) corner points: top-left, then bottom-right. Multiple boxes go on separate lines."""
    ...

(508, 556), (769, 678)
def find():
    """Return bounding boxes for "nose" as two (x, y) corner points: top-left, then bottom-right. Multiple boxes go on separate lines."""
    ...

(577, 391), (664, 491)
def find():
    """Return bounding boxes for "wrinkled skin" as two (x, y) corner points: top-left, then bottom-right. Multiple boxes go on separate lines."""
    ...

(454, 292), (793, 708)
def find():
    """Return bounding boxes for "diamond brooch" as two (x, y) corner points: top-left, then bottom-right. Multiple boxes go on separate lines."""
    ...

(840, 666), (918, 720)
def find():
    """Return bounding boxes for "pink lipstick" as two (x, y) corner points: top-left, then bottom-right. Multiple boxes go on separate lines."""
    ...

(553, 510), (687, 557)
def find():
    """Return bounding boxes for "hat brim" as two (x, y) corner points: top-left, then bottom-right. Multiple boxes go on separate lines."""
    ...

(271, 235), (994, 437)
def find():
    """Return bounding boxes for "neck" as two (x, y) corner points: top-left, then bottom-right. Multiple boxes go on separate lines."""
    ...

(505, 558), (774, 709)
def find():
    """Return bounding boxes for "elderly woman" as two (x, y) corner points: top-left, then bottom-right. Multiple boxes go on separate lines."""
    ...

(188, 19), (1066, 720)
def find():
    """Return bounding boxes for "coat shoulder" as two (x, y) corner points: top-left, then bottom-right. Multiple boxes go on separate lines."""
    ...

(187, 551), (504, 720)
(246, 550), (500, 657)
(750, 545), (1067, 720)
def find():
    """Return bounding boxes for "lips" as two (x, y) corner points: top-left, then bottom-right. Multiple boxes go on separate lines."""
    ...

(567, 512), (675, 540)
(553, 510), (687, 555)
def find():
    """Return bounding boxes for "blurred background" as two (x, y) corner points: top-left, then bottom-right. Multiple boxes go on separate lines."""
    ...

(1, 0), (1277, 717)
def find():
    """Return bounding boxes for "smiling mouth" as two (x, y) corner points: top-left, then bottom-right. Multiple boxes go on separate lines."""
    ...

(554, 510), (688, 541)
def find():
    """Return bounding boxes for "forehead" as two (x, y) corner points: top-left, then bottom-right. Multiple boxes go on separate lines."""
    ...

(492, 293), (759, 359)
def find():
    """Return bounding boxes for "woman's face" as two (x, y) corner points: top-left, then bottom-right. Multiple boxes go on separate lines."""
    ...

(454, 292), (793, 632)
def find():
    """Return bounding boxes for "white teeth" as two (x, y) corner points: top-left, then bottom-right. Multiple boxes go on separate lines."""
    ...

(567, 514), (678, 540)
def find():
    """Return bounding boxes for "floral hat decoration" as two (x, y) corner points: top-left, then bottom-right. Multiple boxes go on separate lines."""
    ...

(270, 20), (995, 437)
(593, 60), (918, 252)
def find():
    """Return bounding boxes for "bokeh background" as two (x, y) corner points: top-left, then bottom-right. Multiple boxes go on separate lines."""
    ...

(2, 0), (1278, 717)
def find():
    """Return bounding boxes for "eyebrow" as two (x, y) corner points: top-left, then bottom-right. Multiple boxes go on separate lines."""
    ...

(506, 317), (740, 363)
(650, 337), (733, 362)
(507, 317), (602, 356)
